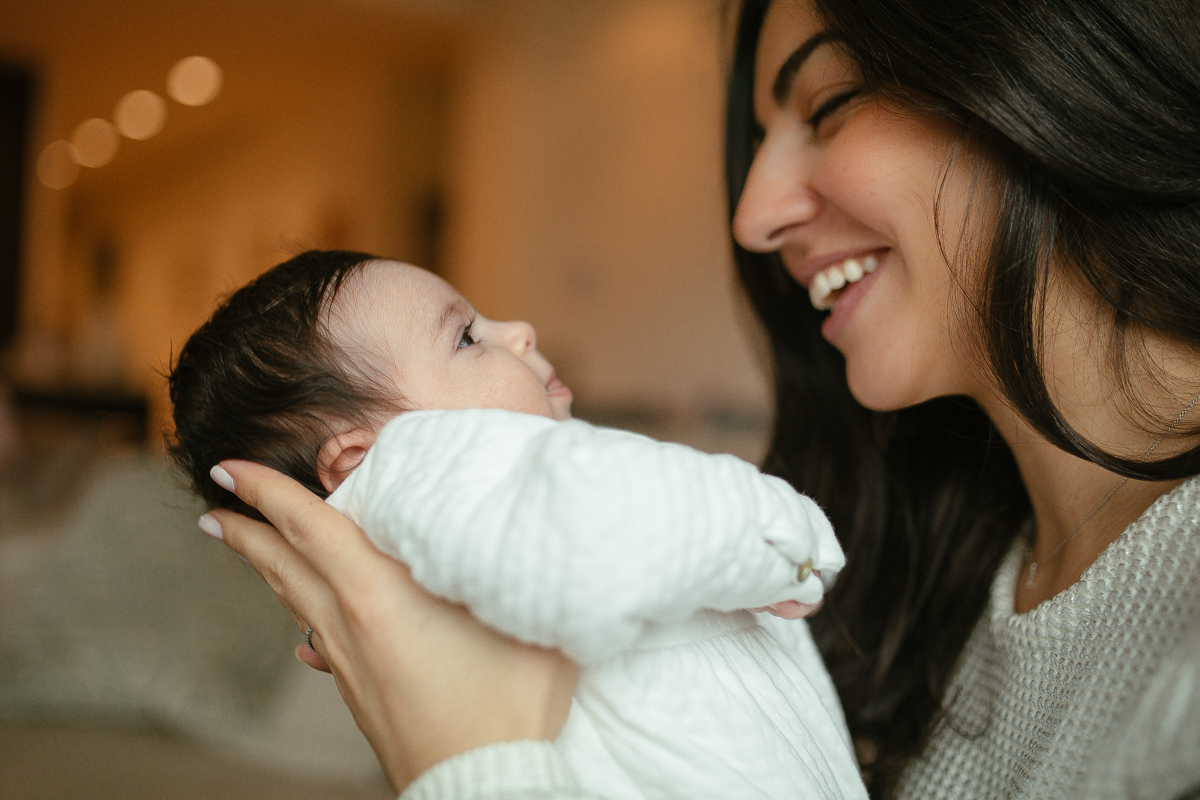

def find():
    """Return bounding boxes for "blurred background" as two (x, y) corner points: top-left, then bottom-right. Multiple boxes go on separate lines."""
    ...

(0, 0), (772, 797)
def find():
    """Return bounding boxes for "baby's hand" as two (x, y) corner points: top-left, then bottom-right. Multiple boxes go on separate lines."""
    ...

(749, 562), (831, 619)
(750, 599), (823, 619)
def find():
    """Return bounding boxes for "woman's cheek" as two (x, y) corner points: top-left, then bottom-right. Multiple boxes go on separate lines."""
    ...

(839, 279), (922, 410)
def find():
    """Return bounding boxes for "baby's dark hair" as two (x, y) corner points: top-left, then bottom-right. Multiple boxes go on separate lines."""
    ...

(168, 249), (397, 519)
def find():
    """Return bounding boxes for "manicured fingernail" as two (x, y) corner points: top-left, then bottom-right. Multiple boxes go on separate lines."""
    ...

(198, 513), (224, 540)
(210, 465), (235, 492)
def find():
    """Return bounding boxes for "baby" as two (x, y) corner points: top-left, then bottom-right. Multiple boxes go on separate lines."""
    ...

(169, 250), (866, 800)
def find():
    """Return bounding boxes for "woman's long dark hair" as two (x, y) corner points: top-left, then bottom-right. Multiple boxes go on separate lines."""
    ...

(726, 0), (1200, 795)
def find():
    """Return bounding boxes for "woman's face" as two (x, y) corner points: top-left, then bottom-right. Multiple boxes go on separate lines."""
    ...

(733, 1), (988, 411)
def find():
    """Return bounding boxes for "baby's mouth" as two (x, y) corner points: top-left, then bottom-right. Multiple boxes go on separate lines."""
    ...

(808, 253), (880, 311)
(545, 370), (571, 396)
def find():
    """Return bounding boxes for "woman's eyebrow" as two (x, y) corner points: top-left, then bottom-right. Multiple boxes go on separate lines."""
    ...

(772, 31), (835, 105)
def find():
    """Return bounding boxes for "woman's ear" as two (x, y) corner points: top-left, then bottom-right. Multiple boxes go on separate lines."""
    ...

(317, 427), (379, 493)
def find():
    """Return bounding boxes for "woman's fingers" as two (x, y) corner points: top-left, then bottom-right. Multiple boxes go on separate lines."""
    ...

(295, 644), (333, 673)
(214, 460), (382, 588)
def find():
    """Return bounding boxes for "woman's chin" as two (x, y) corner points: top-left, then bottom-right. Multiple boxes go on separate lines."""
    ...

(845, 365), (929, 413)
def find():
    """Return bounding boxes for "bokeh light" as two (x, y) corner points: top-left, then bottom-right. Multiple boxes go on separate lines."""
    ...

(167, 56), (222, 106)
(114, 90), (167, 140)
(37, 140), (81, 189)
(72, 118), (120, 168)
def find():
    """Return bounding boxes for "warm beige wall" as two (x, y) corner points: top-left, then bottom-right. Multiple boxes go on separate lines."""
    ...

(4, 0), (771, 440)
(445, 0), (770, 416)
(65, 62), (448, 434)
(2, 0), (456, 434)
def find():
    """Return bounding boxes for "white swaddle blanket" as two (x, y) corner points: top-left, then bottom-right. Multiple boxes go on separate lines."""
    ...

(327, 409), (867, 800)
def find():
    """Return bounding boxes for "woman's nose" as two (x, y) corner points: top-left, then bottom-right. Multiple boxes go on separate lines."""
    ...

(500, 320), (537, 355)
(732, 132), (821, 252)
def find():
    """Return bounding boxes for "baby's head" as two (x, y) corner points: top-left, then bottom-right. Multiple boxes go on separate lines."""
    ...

(169, 249), (572, 517)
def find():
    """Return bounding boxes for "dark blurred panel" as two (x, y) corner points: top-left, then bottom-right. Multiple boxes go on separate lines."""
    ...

(0, 65), (32, 349)
(13, 387), (148, 441)
(417, 188), (444, 275)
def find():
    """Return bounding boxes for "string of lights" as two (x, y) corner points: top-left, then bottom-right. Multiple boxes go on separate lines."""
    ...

(37, 56), (223, 190)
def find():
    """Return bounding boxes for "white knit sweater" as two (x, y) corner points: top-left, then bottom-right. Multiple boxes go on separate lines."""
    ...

(401, 476), (1200, 800)
(899, 475), (1200, 799)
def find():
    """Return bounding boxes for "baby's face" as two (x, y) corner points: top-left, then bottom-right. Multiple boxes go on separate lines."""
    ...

(329, 261), (573, 422)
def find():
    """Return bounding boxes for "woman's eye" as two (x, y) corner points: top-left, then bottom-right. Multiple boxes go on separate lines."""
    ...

(457, 323), (477, 350)
(806, 89), (860, 133)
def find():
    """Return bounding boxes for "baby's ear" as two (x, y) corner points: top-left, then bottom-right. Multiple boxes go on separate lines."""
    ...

(317, 427), (378, 492)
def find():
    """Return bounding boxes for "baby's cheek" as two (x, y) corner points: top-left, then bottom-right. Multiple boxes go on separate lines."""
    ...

(505, 389), (557, 420)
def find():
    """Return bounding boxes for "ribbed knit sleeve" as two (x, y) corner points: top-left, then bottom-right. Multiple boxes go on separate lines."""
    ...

(328, 409), (842, 665)
(400, 741), (601, 800)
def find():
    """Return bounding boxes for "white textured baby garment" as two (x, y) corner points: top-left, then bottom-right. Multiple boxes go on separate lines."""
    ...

(327, 409), (867, 800)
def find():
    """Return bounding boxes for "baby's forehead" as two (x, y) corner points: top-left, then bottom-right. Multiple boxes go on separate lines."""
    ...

(326, 259), (457, 350)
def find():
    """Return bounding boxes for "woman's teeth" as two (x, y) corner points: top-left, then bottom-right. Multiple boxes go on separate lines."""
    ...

(809, 254), (879, 311)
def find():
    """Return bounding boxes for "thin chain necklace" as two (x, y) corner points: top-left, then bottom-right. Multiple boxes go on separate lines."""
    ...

(1024, 392), (1200, 589)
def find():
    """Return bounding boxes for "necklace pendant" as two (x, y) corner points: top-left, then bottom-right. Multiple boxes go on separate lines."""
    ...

(1025, 561), (1037, 589)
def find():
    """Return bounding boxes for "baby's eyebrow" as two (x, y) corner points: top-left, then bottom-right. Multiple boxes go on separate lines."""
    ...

(430, 300), (467, 342)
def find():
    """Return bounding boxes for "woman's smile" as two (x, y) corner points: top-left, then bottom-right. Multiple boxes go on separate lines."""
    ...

(804, 251), (881, 311)
(781, 245), (889, 342)
(812, 250), (887, 342)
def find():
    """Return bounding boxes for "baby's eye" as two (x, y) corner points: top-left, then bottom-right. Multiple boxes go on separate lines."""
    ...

(457, 322), (477, 350)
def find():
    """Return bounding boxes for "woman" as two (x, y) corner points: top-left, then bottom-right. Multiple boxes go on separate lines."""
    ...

(725, 1), (1200, 797)
(204, 0), (1200, 797)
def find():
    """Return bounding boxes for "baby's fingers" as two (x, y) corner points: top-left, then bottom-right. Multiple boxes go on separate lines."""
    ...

(212, 459), (380, 587)
(765, 600), (822, 619)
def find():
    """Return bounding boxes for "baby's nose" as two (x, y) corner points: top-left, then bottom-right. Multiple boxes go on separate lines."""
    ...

(502, 320), (537, 354)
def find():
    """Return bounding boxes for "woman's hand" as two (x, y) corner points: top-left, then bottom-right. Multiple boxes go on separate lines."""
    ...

(201, 459), (579, 793)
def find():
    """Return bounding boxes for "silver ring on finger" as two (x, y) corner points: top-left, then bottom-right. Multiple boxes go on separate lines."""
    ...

(305, 625), (316, 652)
